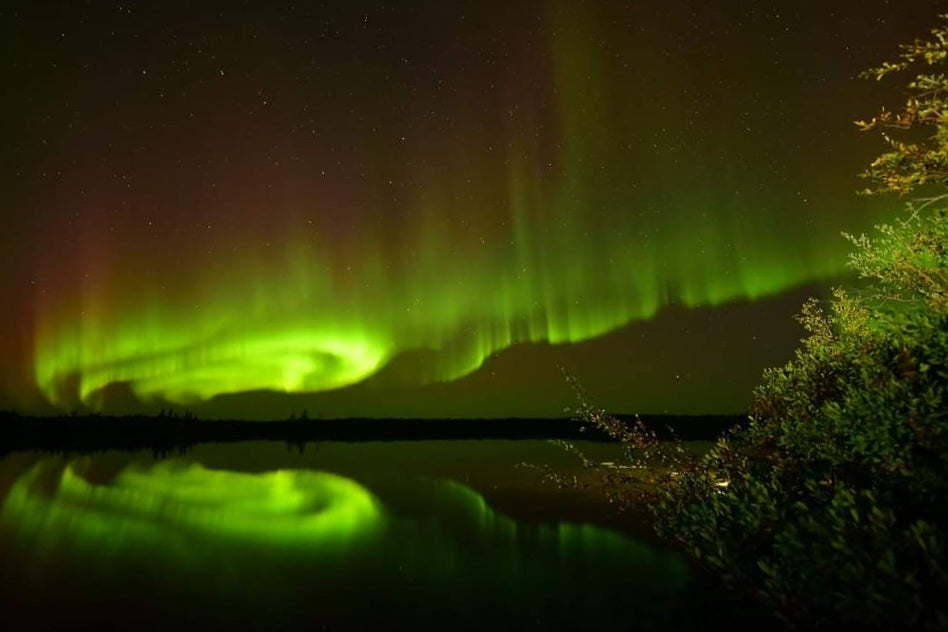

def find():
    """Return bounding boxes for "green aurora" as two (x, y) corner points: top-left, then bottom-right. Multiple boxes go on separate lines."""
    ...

(4, 1), (938, 416)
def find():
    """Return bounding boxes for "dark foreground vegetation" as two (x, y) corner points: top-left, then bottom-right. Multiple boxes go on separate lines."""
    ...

(0, 410), (740, 457)
(556, 18), (948, 631)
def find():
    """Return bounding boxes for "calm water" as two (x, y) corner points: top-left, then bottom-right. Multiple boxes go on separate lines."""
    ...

(0, 440), (722, 630)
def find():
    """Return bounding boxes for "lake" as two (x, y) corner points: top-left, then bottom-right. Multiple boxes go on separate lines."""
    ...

(0, 439), (751, 630)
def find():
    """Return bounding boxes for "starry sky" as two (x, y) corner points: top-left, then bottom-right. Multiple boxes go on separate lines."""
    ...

(0, 0), (941, 419)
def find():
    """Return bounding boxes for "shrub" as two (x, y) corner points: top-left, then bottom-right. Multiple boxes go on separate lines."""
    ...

(556, 18), (948, 630)
(652, 280), (948, 629)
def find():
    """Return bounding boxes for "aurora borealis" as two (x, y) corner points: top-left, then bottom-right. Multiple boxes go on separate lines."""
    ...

(1, 1), (942, 418)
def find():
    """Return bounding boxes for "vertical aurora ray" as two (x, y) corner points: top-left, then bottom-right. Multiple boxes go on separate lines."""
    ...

(21, 0), (911, 413)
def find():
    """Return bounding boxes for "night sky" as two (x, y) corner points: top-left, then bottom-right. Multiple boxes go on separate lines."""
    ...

(1, 1), (942, 419)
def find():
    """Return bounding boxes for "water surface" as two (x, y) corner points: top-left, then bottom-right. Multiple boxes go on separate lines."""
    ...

(0, 440), (705, 630)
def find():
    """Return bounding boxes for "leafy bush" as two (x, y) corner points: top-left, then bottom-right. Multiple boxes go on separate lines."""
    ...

(652, 270), (948, 629)
(557, 17), (948, 630)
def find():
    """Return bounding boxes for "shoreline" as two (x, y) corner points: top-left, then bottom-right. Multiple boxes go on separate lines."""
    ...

(0, 413), (743, 456)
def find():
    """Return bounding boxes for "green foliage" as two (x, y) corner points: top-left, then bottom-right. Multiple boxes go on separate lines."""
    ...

(856, 15), (948, 196)
(653, 295), (948, 629)
(559, 211), (948, 629)
(560, 214), (948, 626)
(845, 210), (948, 312)
(647, 19), (948, 628)
(557, 17), (948, 630)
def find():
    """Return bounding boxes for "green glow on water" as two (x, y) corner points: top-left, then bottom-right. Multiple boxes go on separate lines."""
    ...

(0, 458), (680, 573)
(1, 459), (383, 552)
(433, 478), (671, 562)
(0, 455), (691, 627)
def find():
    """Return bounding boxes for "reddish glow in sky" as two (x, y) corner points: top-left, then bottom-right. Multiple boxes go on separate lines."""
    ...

(0, 0), (940, 417)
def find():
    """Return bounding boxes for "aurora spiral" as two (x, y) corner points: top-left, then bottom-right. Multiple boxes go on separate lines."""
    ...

(1, 0), (940, 417)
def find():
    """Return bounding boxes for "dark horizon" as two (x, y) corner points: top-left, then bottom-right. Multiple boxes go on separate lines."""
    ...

(0, 410), (743, 457)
